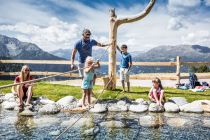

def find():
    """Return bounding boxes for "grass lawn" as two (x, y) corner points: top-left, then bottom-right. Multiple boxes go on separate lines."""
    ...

(0, 80), (210, 102)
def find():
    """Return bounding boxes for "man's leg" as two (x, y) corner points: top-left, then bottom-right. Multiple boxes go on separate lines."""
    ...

(78, 63), (84, 79)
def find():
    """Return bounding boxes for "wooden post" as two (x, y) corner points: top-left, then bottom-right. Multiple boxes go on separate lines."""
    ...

(107, 0), (156, 90)
(176, 56), (181, 85)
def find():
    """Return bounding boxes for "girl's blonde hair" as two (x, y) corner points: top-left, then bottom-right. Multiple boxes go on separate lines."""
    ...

(152, 77), (163, 89)
(20, 65), (31, 82)
(85, 56), (94, 67)
(12, 65), (31, 93)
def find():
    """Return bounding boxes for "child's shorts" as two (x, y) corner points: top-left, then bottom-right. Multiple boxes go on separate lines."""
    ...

(119, 68), (130, 82)
(81, 80), (93, 89)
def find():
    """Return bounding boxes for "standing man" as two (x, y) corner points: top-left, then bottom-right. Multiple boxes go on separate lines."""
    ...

(71, 29), (111, 78)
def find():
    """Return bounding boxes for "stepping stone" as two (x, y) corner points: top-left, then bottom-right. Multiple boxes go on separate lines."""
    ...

(168, 97), (188, 106)
(180, 103), (204, 113)
(38, 103), (60, 114)
(129, 104), (148, 113)
(89, 104), (107, 113)
(164, 102), (180, 113)
(149, 103), (164, 112)
(19, 109), (36, 116)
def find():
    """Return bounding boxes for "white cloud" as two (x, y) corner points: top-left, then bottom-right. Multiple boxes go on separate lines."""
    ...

(0, 17), (80, 51)
(168, 0), (201, 7)
(181, 30), (210, 46)
(0, 0), (52, 25)
(205, 0), (210, 6)
(167, 18), (184, 30)
(0, 0), (210, 53)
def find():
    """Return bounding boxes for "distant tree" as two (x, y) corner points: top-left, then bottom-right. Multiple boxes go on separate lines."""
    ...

(189, 65), (210, 73)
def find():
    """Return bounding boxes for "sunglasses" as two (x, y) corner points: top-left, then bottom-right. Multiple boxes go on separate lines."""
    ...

(25, 69), (30, 71)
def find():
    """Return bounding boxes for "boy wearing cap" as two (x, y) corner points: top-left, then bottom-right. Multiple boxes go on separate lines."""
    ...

(71, 29), (110, 78)
(117, 44), (132, 92)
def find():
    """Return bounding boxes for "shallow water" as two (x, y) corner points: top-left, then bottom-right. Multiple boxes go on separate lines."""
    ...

(0, 106), (210, 140)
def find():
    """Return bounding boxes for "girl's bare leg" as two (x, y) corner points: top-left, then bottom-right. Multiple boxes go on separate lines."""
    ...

(159, 91), (165, 106)
(87, 89), (91, 106)
(26, 86), (33, 105)
(153, 90), (160, 105)
(82, 90), (87, 108)
(17, 85), (24, 106)
(149, 95), (156, 102)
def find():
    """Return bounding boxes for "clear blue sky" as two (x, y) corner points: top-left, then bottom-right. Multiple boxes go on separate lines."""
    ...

(0, 0), (210, 51)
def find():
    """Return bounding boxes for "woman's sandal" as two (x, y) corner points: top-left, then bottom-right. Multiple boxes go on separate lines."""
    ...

(18, 104), (24, 113)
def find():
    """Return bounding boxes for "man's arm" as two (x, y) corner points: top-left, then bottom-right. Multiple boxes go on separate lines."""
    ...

(71, 48), (77, 66)
(97, 42), (112, 47)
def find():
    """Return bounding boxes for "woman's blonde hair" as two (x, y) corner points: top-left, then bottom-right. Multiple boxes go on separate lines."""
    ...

(12, 65), (31, 93)
(20, 65), (31, 82)
(85, 56), (94, 67)
(152, 77), (163, 89)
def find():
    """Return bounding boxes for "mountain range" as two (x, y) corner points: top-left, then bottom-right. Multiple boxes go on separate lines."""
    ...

(1, 34), (210, 74)
(50, 45), (210, 62)
(0, 34), (63, 60)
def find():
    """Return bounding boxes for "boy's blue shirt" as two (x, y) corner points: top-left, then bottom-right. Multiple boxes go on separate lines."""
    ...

(120, 52), (132, 68)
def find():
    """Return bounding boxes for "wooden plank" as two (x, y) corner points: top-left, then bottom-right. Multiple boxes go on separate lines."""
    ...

(0, 60), (177, 66)
(0, 60), (72, 65)
(0, 71), (79, 77)
(132, 62), (177, 66)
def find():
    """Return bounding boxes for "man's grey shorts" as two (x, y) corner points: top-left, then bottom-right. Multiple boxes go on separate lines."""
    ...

(78, 63), (84, 77)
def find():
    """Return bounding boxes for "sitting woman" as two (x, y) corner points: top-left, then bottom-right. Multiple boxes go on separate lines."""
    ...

(12, 65), (34, 111)
(148, 77), (166, 106)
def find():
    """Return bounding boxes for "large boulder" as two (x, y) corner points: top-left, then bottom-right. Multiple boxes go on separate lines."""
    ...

(129, 104), (148, 113)
(2, 101), (18, 110)
(179, 103), (204, 113)
(37, 97), (55, 105)
(164, 102), (180, 113)
(38, 103), (60, 114)
(108, 103), (128, 112)
(89, 104), (107, 113)
(149, 103), (164, 112)
(168, 97), (188, 106)
(0, 94), (4, 103)
(4, 93), (16, 102)
(139, 116), (162, 127)
(135, 98), (144, 104)
(19, 109), (36, 116)
(56, 96), (77, 110)
(191, 100), (210, 112)
(99, 121), (125, 128)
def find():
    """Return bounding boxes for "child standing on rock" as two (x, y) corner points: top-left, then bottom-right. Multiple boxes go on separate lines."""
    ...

(81, 56), (100, 108)
(148, 77), (166, 106)
(117, 44), (132, 92)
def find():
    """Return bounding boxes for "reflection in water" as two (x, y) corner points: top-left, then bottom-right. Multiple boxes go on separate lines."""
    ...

(0, 110), (209, 139)
(15, 116), (35, 137)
